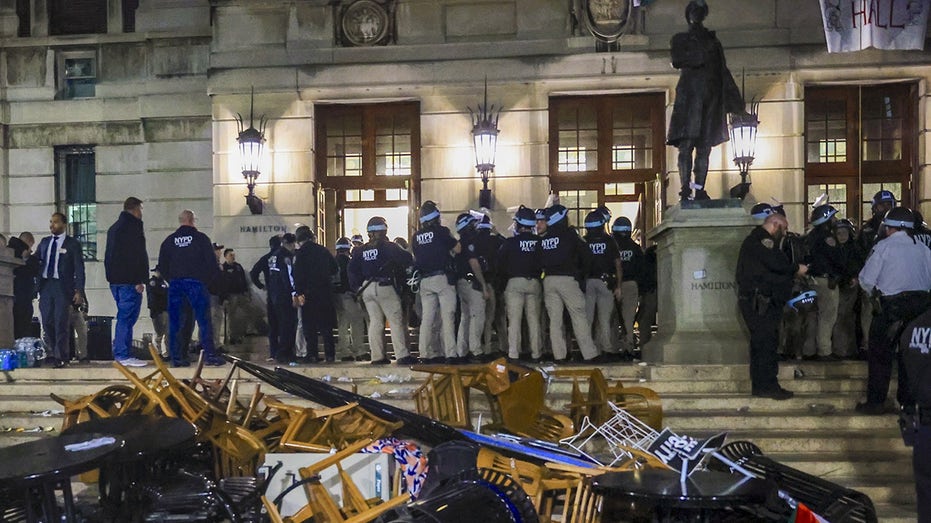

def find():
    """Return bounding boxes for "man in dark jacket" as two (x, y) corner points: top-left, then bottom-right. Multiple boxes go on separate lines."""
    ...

(221, 248), (249, 344)
(292, 226), (338, 362)
(157, 209), (224, 367)
(268, 234), (298, 364)
(250, 235), (283, 361)
(8, 232), (39, 339)
(104, 197), (149, 366)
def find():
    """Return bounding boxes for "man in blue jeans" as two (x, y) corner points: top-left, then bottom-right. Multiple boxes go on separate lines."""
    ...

(157, 209), (225, 367)
(104, 197), (149, 367)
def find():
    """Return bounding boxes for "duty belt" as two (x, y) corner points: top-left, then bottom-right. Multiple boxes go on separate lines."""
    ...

(421, 270), (445, 278)
(882, 290), (930, 302)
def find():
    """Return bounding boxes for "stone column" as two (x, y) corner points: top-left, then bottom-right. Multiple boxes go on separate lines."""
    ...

(0, 246), (23, 348)
(643, 201), (755, 364)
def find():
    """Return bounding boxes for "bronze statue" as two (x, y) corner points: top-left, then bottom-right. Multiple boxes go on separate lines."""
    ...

(667, 0), (745, 202)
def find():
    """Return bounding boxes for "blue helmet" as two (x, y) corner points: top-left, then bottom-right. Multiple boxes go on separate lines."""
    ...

(810, 204), (838, 227)
(419, 201), (440, 224)
(545, 205), (569, 226)
(366, 216), (388, 233)
(612, 216), (633, 234)
(456, 213), (477, 232)
(514, 206), (536, 228)
(584, 211), (606, 229)
(872, 190), (896, 208)
(750, 203), (775, 220)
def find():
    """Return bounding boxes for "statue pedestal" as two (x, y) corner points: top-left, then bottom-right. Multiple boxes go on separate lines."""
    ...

(0, 247), (23, 348)
(643, 200), (755, 364)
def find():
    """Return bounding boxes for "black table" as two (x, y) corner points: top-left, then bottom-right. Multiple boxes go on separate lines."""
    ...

(0, 432), (124, 522)
(61, 414), (198, 517)
(591, 468), (776, 522)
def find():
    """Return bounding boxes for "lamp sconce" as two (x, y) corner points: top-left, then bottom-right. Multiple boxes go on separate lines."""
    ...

(236, 87), (267, 215)
(728, 70), (760, 200)
(469, 78), (501, 209)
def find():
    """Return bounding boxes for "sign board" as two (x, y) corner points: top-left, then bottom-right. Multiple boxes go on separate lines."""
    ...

(820, 0), (930, 52)
(646, 429), (727, 475)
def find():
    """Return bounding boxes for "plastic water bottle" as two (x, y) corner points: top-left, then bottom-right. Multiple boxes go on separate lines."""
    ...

(374, 463), (383, 499)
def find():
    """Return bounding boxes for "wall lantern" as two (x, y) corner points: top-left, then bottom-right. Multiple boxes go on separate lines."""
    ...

(728, 73), (760, 200)
(236, 87), (267, 215)
(469, 78), (501, 209)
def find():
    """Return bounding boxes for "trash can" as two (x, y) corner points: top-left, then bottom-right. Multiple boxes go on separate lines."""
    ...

(86, 316), (113, 361)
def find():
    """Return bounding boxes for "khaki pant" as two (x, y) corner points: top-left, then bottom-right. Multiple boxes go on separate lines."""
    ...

(418, 275), (458, 358)
(362, 283), (408, 361)
(210, 295), (225, 347)
(482, 289), (504, 355)
(456, 280), (486, 357)
(506, 278), (543, 359)
(336, 293), (366, 358)
(70, 309), (87, 360)
(832, 284), (859, 357)
(543, 276), (599, 360)
(811, 276), (839, 356)
(618, 280), (639, 350)
(585, 279), (615, 354)
(224, 293), (250, 340)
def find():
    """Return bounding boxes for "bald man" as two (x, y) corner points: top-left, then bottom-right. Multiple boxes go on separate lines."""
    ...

(157, 210), (224, 367)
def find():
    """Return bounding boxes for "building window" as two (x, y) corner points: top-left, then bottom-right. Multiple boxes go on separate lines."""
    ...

(122, 0), (139, 33)
(804, 83), (916, 224)
(48, 0), (107, 35)
(55, 146), (97, 260)
(315, 101), (419, 207)
(58, 51), (97, 100)
(16, 0), (30, 37)
(549, 93), (665, 242)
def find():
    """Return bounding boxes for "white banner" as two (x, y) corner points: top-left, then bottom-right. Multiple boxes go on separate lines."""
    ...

(820, 0), (930, 52)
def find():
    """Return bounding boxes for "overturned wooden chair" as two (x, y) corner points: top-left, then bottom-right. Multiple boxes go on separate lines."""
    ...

(552, 368), (663, 430)
(279, 402), (403, 453)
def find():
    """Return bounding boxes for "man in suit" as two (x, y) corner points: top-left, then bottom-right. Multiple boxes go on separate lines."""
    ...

(38, 212), (85, 368)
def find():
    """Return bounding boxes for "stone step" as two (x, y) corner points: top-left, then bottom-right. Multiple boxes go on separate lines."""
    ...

(845, 477), (915, 505)
(645, 362), (869, 381)
(874, 503), (918, 523)
(766, 452), (912, 479)
(690, 429), (907, 454)
(660, 393), (867, 413)
(665, 410), (899, 431)
(644, 377), (875, 394)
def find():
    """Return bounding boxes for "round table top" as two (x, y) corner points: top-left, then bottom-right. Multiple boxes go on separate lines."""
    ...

(0, 432), (124, 485)
(591, 469), (774, 509)
(61, 414), (197, 462)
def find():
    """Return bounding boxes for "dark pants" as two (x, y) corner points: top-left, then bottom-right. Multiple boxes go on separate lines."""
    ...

(302, 298), (336, 361)
(13, 300), (33, 340)
(167, 278), (216, 366)
(916, 422), (931, 523)
(739, 297), (782, 393)
(677, 139), (712, 197)
(266, 300), (279, 358)
(866, 292), (931, 407)
(38, 279), (71, 363)
(274, 302), (297, 362)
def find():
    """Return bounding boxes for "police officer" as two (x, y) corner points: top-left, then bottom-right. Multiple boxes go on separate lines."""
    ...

(498, 206), (543, 361)
(268, 233), (297, 364)
(856, 207), (931, 415)
(349, 216), (415, 365)
(805, 204), (846, 360)
(157, 209), (225, 367)
(334, 237), (366, 361)
(250, 235), (282, 362)
(293, 227), (338, 363)
(612, 216), (644, 357)
(541, 205), (601, 363)
(411, 201), (459, 363)
(583, 211), (622, 358)
(454, 213), (492, 362)
(858, 190), (897, 348)
(832, 219), (863, 358)
(915, 211), (931, 249)
(474, 215), (506, 356)
(736, 211), (808, 399)
(901, 309), (931, 522)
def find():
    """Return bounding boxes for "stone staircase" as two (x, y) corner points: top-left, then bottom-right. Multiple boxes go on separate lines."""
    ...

(0, 352), (915, 521)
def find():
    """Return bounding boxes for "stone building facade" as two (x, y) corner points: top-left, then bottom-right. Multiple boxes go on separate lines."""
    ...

(0, 0), (928, 330)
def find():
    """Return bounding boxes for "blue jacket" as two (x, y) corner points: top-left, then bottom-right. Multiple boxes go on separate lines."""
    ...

(104, 211), (149, 285)
(157, 225), (219, 285)
(37, 234), (85, 298)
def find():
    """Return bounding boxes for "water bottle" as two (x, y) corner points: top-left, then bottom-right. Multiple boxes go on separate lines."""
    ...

(374, 463), (383, 499)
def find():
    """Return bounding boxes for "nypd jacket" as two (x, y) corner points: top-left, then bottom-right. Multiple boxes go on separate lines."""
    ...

(157, 225), (219, 284)
(104, 211), (149, 285)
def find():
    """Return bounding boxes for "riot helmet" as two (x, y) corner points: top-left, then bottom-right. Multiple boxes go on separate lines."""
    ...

(335, 237), (352, 251)
(545, 204), (569, 227)
(787, 289), (817, 313)
(810, 204), (838, 227)
(883, 207), (915, 230)
(514, 206), (536, 229)
(455, 213), (476, 233)
(584, 211), (606, 230)
(419, 200), (441, 225)
(366, 216), (388, 237)
(612, 216), (633, 235)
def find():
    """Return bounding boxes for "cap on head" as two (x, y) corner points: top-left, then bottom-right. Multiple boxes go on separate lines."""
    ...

(514, 206), (537, 228)
(810, 204), (838, 226)
(584, 211), (606, 229)
(612, 216), (633, 233)
(455, 213), (476, 232)
(212, 242), (224, 250)
(872, 190), (896, 208)
(335, 237), (352, 250)
(419, 200), (440, 224)
(367, 216), (388, 233)
(545, 204), (569, 226)
(883, 207), (915, 230)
